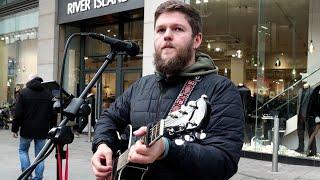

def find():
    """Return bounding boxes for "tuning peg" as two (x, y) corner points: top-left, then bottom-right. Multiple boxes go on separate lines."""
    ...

(201, 94), (208, 99)
(195, 131), (206, 140)
(174, 138), (185, 146)
(187, 101), (197, 108)
(169, 113), (178, 118)
(178, 109), (188, 115)
(184, 134), (195, 142)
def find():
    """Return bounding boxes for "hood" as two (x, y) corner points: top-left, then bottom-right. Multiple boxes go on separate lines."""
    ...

(178, 52), (218, 77)
(26, 78), (44, 91)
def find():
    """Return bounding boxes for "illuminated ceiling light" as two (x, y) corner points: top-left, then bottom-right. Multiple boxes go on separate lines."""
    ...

(236, 50), (242, 58)
(113, 34), (117, 37)
(309, 40), (315, 53)
(196, 0), (201, 4)
(84, 56), (88, 60)
(215, 47), (221, 52)
(275, 58), (281, 67)
(207, 43), (211, 50)
(204, 0), (209, 3)
(279, 79), (283, 82)
(107, 29), (111, 33)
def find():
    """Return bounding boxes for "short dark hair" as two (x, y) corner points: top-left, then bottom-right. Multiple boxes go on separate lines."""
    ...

(33, 77), (43, 82)
(154, 0), (202, 37)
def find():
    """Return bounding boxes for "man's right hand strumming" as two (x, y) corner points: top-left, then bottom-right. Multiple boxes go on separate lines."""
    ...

(91, 144), (113, 180)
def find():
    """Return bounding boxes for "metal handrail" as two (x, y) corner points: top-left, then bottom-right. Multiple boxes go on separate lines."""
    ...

(255, 66), (320, 113)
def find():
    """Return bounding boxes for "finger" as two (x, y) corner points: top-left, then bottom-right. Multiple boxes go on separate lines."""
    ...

(133, 126), (147, 136)
(134, 142), (148, 155)
(94, 170), (112, 180)
(92, 156), (112, 172)
(128, 150), (151, 164)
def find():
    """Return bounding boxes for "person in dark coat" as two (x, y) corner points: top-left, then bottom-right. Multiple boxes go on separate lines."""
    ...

(91, 1), (244, 180)
(12, 75), (56, 180)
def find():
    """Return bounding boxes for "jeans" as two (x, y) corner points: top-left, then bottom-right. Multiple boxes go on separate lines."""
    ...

(19, 137), (46, 180)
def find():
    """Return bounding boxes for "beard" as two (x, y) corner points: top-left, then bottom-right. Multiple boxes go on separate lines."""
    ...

(153, 40), (193, 75)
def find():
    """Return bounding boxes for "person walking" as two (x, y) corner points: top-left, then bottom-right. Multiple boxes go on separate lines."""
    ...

(12, 75), (56, 180)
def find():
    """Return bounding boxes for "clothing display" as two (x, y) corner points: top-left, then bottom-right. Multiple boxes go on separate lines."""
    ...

(295, 84), (320, 155)
(237, 84), (252, 143)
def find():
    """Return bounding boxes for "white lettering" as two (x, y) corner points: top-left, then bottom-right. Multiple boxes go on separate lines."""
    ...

(68, 0), (130, 15)
(94, 0), (102, 8)
(73, 1), (81, 13)
(67, 3), (73, 15)
(106, 0), (115, 6)
(81, 0), (90, 11)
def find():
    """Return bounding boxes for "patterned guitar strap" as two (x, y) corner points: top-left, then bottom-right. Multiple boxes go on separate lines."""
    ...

(169, 76), (201, 113)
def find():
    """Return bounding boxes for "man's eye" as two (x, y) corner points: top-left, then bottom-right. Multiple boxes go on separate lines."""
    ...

(157, 29), (165, 33)
(175, 27), (184, 32)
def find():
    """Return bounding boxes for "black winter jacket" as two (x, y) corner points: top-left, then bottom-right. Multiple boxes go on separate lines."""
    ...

(93, 53), (244, 180)
(12, 78), (55, 139)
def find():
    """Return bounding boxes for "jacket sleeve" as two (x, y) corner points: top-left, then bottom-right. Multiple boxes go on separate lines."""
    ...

(11, 93), (24, 133)
(164, 79), (244, 180)
(92, 82), (136, 153)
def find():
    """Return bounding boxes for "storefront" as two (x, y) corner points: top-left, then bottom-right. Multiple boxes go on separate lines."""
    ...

(187, 0), (320, 163)
(0, 0), (39, 105)
(58, 0), (144, 110)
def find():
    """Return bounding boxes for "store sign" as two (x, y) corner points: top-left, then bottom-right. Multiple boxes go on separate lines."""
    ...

(58, 0), (144, 24)
(67, 0), (128, 15)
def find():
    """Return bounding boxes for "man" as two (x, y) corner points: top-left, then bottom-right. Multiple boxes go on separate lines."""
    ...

(91, 1), (244, 180)
(12, 75), (55, 180)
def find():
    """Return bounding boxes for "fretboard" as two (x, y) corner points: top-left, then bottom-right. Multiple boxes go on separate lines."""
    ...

(116, 149), (129, 171)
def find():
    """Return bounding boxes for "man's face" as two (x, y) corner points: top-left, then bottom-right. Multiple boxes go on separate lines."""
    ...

(154, 12), (201, 75)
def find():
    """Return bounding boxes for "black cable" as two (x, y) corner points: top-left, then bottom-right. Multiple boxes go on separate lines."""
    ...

(59, 32), (89, 122)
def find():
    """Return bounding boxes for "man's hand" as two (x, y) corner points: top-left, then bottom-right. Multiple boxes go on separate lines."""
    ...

(91, 144), (113, 180)
(128, 126), (165, 164)
(12, 132), (18, 138)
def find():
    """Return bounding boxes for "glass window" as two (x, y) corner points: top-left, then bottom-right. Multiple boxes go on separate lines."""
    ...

(191, 0), (311, 158)
(123, 72), (140, 91)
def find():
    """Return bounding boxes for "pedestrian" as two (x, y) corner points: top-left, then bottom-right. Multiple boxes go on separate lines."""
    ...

(12, 75), (56, 180)
(91, 1), (244, 180)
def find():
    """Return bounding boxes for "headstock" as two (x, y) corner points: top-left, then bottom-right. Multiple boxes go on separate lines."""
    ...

(162, 95), (210, 140)
(144, 95), (211, 146)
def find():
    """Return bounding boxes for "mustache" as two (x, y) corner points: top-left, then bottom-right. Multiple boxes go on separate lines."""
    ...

(162, 43), (175, 49)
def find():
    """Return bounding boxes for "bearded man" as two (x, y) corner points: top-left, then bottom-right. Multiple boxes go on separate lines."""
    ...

(91, 1), (244, 180)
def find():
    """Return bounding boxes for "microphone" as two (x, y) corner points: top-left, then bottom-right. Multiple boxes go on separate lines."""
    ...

(88, 33), (140, 56)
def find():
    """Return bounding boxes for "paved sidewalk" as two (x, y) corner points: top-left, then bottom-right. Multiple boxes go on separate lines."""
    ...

(0, 128), (95, 179)
(1, 129), (319, 180)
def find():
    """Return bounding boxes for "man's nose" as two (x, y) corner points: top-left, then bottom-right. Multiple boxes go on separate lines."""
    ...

(164, 29), (173, 41)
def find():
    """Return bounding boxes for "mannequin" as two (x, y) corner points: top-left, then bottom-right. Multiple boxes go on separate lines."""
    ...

(305, 88), (320, 156)
(296, 83), (320, 155)
(307, 117), (320, 156)
(295, 83), (311, 152)
(237, 83), (251, 143)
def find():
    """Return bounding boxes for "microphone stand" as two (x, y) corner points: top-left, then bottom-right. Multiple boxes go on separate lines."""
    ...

(17, 51), (116, 180)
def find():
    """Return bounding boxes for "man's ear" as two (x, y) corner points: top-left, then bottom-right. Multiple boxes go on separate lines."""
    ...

(193, 33), (202, 49)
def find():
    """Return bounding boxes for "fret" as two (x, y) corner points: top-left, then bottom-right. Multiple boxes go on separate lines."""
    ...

(116, 149), (129, 171)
